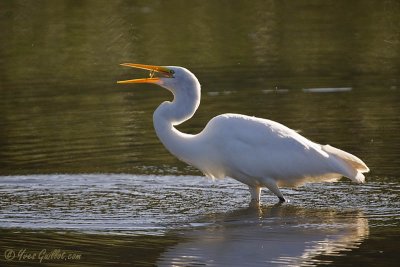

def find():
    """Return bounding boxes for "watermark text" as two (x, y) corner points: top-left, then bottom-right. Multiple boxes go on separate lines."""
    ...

(4, 248), (82, 263)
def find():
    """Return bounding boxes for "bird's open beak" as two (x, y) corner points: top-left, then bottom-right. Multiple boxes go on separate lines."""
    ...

(117, 63), (174, 84)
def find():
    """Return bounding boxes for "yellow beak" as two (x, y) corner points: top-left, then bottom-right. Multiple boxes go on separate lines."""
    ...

(117, 63), (173, 84)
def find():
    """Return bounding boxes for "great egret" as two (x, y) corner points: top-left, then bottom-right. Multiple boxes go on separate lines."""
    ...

(118, 63), (369, 203)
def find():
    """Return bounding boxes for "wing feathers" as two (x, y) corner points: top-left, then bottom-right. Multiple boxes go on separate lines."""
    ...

(322, 145), (369, 172)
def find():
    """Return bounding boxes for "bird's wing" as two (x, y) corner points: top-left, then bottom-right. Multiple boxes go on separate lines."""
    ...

(207, 113), (324, 153)
(202, 114), (332, 180)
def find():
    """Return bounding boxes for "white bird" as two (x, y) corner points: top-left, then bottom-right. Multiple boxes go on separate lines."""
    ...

(118, 63), (369, 204)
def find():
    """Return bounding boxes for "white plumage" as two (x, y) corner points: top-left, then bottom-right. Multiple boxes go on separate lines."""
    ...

(118, 64), (369, 203)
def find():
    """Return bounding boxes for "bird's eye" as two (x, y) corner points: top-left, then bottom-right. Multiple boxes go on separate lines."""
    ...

(170, 70), (175, 74)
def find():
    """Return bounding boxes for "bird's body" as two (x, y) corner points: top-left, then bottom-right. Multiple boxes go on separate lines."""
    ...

(118, 64), (369, 203)
(182, 113), (361, 184)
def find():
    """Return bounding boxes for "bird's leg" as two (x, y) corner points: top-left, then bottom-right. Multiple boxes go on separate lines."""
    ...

(249, 186), (261, 204)
(262, 178), (286, 202)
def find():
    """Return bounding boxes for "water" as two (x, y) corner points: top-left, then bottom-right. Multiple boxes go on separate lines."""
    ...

(0, 174), (399, 266)
(1, 0), (400, 266)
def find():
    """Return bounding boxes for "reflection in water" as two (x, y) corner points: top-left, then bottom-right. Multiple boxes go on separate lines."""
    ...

(302, 87), (352, 93)
(158, 206), (369, 267)
(0, 174), (399, 266)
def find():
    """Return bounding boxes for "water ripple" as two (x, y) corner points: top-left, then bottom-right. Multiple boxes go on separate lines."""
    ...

(0, 174), (398, 233)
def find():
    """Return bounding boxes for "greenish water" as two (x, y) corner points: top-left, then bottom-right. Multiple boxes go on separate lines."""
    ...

(1, 1), (400, 266)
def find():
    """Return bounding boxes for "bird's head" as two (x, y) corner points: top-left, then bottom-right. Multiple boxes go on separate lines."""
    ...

(117, 63), (199, 94)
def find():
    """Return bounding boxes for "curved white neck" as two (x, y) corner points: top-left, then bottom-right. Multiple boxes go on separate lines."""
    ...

(153, 81), (201, 162)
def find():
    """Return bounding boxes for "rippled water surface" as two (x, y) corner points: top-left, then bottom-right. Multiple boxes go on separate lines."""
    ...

(1, 174), (399, 266)
(1, 0), (400, 266)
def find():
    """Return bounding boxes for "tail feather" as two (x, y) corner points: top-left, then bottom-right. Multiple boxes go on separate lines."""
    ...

(354, 172), (366, 183)
(322, 145), (369, 183)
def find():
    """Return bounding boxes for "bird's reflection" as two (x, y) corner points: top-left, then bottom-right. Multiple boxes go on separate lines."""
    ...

(157, 205), (369, 266)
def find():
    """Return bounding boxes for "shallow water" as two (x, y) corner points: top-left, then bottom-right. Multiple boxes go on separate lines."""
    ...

(1, 0), (400, 266)
(0, 174), (399, 266)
